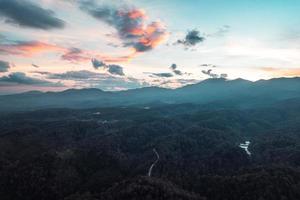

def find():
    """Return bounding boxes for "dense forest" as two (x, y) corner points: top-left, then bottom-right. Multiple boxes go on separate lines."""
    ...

(1, 93), (300, 199)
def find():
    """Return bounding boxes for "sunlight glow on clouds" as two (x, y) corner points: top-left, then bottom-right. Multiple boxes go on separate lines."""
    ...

(1, 0), (300, 93)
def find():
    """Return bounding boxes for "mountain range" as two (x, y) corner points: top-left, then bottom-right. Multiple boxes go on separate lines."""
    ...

(1, 77), (300, 112)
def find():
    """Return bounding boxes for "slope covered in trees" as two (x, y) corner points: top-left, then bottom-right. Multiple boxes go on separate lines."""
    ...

(1, 98), (300, 199)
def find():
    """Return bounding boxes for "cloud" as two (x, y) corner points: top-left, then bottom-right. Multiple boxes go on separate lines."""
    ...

(33, 69), (149, 91)
(207, 25), (231, 37)
(152, 78), (199, 88)
(79, 1), (168, 53)
(106, 64), (124, 76)
(220, 73), (228, 78)
(61, 47), (90, 62)
(40, 70), (101, 80)
(201, 69), (228, 79)
(0, 40), (64, 56)
(170, 63), (188, 76)
(91, 58), (125, 76)
(0, 72), (63, 86)
(0, 38), (133, 63)
(32, 64), (40, 68)
(150, 72), (174, 78)
(91, 58), (106, 69)
(0, 60), (11, 72)
(85, 76), (149, 91)
(200, 64), (217, 68)
(201, 69), (219, 78)
(176, 30), (205, 48)
(31, 71), (51, 75)
(260, 67), (300, 77)
(0, 0), (65, 30)
(147, 63), (190, 78)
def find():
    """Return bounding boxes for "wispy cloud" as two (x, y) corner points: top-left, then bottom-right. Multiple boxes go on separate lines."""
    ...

(61, 47), (90, 62)
(0, 40), (64, 56)
(152, 78), (199, 88)
(0, 72), (64, 86)
(33, 69), (148, 91)
(38, 70), (102, 80)
(0, 39), (134, 63)
(260, 67), (300, 77)
(206, 25), (231, 37)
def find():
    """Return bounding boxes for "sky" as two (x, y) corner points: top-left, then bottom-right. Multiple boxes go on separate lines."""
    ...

(1, 0), (300, 94)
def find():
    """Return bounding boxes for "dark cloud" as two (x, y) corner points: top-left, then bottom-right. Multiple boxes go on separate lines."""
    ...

(147, 63), (190, 78)
(201, 69), (218, 78)
(79, 1), (167, 52)
(0, 72), (63, 86)
(91, 58), (125, 76)
(170, 63), (177, 70)
(170, 63), (191, 76)
(106, 64), (124, 76)
(0, 0), (65, 30)
(32, 64), (40, 68)
(170, 63), (183, 75)
(177, 30), (205, 48)
(201, 69), (228, 79)
(91, 58), (106, 69)
(150, 72), (174, 78)
(0, 60), (11, 72)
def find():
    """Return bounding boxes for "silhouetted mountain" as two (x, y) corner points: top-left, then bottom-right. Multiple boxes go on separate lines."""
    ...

(1, 77), (300, 112)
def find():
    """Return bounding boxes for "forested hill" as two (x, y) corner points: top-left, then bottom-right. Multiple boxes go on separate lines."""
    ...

(1, 101), (300, 199)
(1, 77), (300, 112)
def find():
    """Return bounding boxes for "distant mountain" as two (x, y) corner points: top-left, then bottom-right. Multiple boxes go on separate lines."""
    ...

(1, 77), (300, 112)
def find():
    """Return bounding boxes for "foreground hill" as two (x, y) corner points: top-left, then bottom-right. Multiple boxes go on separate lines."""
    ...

(1, 77), (300, 112)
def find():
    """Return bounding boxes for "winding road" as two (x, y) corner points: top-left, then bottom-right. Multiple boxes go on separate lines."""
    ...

(239, 141), (251, 156)
(148, 148), (160, 177)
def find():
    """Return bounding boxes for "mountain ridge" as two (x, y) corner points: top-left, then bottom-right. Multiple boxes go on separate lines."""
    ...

(1, 77), (300, 112)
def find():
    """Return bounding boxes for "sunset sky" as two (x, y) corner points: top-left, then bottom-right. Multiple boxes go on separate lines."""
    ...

(1, 0), (300, 93)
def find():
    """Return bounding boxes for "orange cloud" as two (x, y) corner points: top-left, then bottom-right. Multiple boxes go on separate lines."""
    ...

(126, 9), (146, 20)
(0, 41), (64, 56)
(0, 40), (135, 64)
(61, 47), (137, 63)
(143, 22), (168, 48)
(80, 2), (168, 53)
(260, 67), (300, 77)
